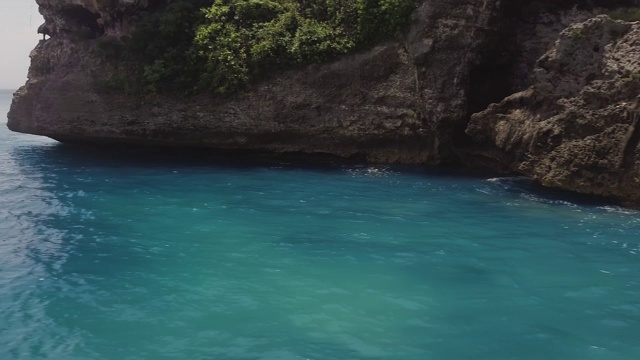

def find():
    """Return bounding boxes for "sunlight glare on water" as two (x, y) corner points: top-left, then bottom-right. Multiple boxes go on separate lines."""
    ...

(1, 90), (639, 359)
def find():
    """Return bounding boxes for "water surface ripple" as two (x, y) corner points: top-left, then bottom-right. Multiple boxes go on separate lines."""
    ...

(1, 90), (640, 359)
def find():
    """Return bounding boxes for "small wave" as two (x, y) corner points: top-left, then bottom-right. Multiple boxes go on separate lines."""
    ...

(519, 193), (578, 207)
(347, 166), (393, 177)
(597, 206), (640, 215)
(485, 176), (531, 184)
(477, 176), (534, 198)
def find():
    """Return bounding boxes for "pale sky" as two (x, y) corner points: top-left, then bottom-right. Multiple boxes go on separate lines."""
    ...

(0, 1), (44, 90)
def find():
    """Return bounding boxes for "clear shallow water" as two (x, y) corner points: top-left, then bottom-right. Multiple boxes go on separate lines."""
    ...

(1, 89), (640, 360)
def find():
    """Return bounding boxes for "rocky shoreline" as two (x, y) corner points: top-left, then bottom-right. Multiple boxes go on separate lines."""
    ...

(8, 0), (640, 205)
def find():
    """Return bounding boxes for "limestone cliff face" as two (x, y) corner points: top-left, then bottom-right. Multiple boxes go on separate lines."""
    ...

(9, 0), (505, 164)
(7, 0), (640, 204)
(467, 16), (640, 204)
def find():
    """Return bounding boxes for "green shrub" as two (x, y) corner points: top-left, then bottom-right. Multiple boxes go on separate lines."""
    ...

(125, 1), (207, 93)
(290, 17), (354, 63)
(622, 72), (640, 83)
(104, 74), (132, 92)
(568, 27), (584, 39)
(194, 7), (251, 93)
(121, 0), (419, 95)
(608, 7), (640, 22)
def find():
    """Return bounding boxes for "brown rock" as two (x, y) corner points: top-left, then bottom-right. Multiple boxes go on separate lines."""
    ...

(467, 16), (640, 204)
(10, 0), (640, 205)
(8, 0), (506, 164)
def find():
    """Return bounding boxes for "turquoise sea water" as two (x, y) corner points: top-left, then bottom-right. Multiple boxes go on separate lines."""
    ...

(1, 89), (640, 359)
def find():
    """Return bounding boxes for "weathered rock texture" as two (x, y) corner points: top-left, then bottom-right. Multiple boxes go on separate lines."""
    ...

(467, 16), (640, 204)
(35, 0), (153, 36)
(8, 0), (507, 164)
(7, 0), (640, 204)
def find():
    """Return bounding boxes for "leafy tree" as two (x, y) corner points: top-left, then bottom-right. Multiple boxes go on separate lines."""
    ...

(122, 0), (419, 94)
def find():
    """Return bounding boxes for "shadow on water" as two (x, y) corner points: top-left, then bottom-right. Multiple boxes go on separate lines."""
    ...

(12, 141), (626, 208)
(14, 142), (362, 171)
(8, 138), (496, 176)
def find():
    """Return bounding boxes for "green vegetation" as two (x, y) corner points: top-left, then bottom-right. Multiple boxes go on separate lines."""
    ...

(622, 72), (640, 83)
(607, 7), (640, 22)
(104, 74), (134, 92)
(119, 0), (419, 94)
(568, 27), (584, 39)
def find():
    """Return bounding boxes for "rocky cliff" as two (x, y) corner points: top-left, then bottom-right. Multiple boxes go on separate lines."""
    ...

(467, 16), (640, 204)
(7, 0), (640, 204)
(8, 0), (512, 164)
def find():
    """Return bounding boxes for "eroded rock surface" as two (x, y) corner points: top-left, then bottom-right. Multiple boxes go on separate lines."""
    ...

(7, 0), (640, 204)
(8, 0), (505, 164)
(468, 16), (640, 204)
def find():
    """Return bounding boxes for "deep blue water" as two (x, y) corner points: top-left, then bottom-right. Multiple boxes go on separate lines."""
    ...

(1, 89), (640, 359)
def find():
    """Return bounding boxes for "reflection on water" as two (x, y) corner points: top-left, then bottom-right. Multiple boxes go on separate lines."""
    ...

(1, 91), (640, 359)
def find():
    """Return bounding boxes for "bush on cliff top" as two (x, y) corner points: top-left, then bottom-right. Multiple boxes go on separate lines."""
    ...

(123, 0), (419, 94)
(608, 7), (640, 22)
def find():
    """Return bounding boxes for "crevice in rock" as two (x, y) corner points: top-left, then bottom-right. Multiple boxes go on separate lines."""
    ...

(456, 2), (522, 150)
(456, 0), (640, 152)
(467, 61), (516, 119)
(622, 103), (640, 169)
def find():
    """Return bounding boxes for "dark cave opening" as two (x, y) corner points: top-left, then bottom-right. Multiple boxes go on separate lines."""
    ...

(60, 5), (104, 38)
(455, 3), (522, 149)
(455, 0), (639, 154)
(455, 57), (515, 148)
(467, 61), (515, 118)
